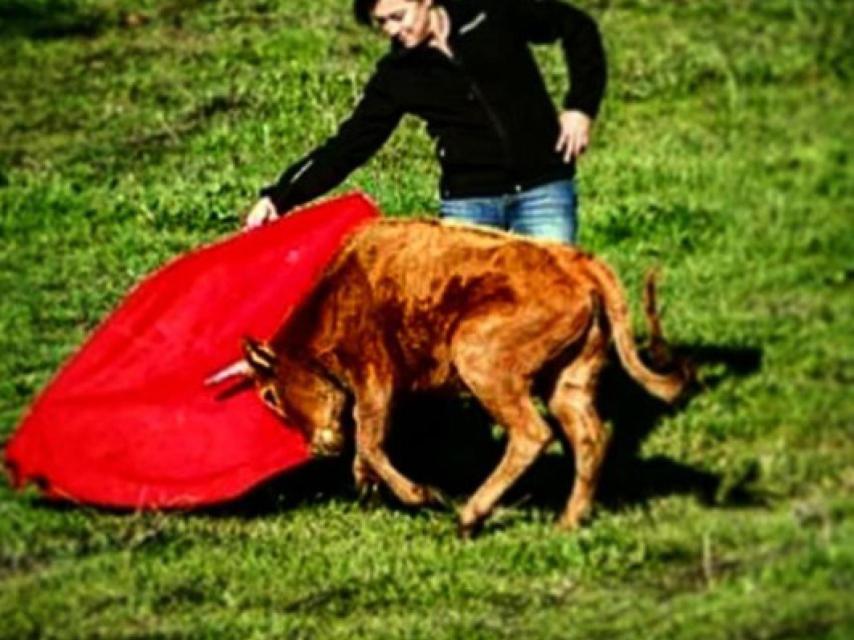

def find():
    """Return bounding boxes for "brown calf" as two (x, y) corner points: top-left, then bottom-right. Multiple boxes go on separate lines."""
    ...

(212, 219), (688, 536)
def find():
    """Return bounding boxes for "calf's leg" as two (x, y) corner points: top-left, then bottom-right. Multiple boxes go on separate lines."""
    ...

(353, 455), (382, 505)
(455, 365), (553, 537)
(547, 322), (610, 530)
(351, 373), (443, 508)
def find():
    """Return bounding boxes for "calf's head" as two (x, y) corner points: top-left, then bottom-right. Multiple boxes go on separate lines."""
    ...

(242, 337), (348, 457)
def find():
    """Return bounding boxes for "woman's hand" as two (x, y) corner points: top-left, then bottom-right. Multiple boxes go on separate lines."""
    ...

(555, 110), (593, 163)
(243, 196), (279, 229)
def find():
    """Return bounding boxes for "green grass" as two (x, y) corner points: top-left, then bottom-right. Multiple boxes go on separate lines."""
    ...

(1, 0), (853, 637)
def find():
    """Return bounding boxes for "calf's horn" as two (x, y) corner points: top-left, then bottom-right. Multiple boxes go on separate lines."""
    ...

(204, 359), (253, 386)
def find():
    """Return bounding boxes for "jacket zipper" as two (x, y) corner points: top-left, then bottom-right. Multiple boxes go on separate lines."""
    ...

(444, 48), (515, 174)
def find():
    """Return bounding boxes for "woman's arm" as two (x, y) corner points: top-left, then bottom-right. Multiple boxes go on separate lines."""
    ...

(257, 65), (404, 218)
(507, 0), (607, 119)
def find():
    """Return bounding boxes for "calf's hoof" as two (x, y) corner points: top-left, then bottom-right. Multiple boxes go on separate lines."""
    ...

(421, 485), (452, 511)
(557, 506), (591, 531)
(556, 517), (582, 532)
(457, 506), (487, 539)
(357, 482), (383, 509)
(456, 517), (484, 541)
(402, 484), (451, 510)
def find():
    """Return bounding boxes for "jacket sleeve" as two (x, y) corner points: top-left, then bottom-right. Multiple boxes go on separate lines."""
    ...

(260, 66), (404, 213)
(505, 0), (607, 118)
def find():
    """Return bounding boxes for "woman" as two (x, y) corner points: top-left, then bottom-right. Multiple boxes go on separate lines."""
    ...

(246, 0), (606, 243)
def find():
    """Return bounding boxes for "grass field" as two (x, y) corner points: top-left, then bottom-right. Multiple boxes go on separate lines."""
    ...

(1, 0), (853, 637)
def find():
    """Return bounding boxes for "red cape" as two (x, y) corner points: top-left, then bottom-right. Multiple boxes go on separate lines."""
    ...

(4, 193), (379, 509)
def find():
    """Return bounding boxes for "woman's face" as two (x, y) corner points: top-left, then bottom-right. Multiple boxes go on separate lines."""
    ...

(372, 0), (433, 48)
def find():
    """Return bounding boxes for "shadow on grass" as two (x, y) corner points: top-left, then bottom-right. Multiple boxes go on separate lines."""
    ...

(201, 343), (764, 519)
(0, 1), (108, 40)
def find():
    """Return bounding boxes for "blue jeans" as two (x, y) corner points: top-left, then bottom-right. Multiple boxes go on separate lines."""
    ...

(440, 179), (578, 243)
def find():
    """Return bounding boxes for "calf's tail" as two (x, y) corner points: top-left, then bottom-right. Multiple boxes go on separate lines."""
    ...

(585, 258), (687, 403)
(642, 268), (672, 370)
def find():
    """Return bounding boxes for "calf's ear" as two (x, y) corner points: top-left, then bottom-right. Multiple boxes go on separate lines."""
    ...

(242, 336), (277, 377)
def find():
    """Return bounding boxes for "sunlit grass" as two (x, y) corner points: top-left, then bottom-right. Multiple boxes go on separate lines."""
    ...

(1, 1), (852, 637)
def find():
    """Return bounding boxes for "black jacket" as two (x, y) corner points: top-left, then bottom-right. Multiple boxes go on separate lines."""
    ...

(261, 0), (606, 212)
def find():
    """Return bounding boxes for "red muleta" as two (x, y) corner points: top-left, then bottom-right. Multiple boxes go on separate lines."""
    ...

(4, 193), (379, 509)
